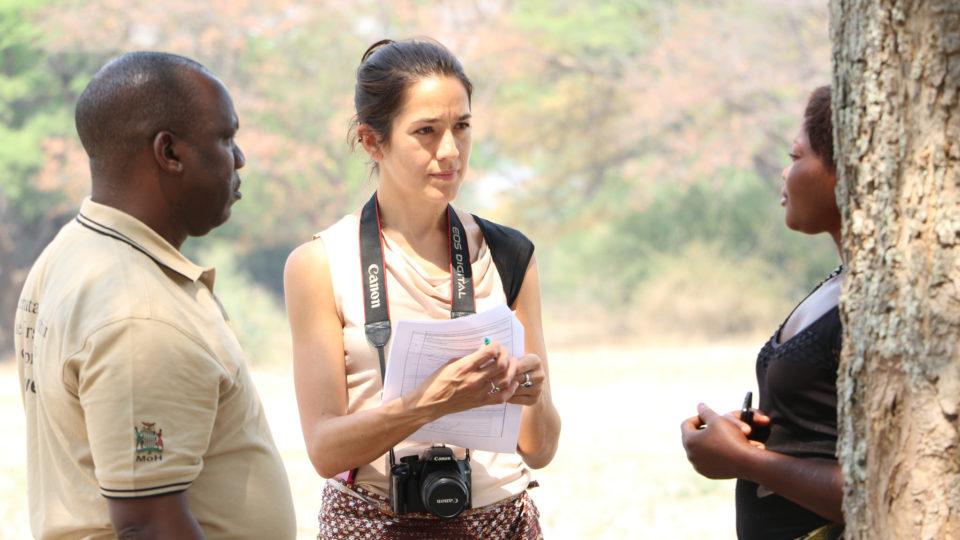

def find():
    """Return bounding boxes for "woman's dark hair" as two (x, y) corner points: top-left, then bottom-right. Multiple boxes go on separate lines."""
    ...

(350, 38), (473, 150)
(803, 85), (835, 172)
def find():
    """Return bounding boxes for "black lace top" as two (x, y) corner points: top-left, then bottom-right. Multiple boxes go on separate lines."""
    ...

(735, 268), (843, 540)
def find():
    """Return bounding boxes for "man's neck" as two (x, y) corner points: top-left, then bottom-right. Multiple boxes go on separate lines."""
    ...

(90, 174), (187, 250)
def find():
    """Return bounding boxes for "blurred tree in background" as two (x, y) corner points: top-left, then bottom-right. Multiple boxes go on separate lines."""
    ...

(0, 0), (102, 354)
(1, 0), (838, 361)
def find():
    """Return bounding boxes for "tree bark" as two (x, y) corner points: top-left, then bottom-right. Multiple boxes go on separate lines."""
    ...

(832, 0), (960, 538)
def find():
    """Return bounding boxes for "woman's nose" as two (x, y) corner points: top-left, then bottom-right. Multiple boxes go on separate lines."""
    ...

(437, 130), (459, 161)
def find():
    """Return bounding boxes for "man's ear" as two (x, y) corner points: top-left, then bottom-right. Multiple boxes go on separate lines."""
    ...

(153, 131), (184, 173)
(357, 124), (383, 161)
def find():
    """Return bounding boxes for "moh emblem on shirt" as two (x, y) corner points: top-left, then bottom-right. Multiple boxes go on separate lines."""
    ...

(134, 422), (164, 461)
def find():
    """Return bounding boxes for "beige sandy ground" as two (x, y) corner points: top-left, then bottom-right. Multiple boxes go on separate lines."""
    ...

(0, 344), (759, 539)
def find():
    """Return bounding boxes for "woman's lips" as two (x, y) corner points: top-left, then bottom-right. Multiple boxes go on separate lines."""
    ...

(430, 170), (458, 181)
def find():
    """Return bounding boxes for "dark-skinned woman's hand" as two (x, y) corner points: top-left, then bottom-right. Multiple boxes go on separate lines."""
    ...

(680, 403), (770, 480)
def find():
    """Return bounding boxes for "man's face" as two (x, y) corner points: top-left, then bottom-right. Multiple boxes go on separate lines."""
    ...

(170, 74), (245, 237)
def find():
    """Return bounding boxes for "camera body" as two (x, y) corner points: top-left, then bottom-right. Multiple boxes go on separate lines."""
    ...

(389, 445), (471, 518)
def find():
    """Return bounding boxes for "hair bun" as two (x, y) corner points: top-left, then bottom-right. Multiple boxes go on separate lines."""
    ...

(361, 39), (395, 64)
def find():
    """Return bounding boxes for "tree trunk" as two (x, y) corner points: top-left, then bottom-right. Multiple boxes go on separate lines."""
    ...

(832, 0), (960, 538)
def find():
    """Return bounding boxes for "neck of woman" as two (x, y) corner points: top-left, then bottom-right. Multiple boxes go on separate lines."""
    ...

(375, 181), (449, 240)
(830, 227), (844, 265)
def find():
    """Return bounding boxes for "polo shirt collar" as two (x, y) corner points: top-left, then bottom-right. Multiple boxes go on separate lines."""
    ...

(76, 197), (217, 289)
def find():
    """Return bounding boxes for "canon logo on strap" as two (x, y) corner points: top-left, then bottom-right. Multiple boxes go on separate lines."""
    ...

(367, 264), (381, 308)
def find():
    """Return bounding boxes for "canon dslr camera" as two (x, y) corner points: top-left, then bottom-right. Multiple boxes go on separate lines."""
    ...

(390, 445), (471, 518)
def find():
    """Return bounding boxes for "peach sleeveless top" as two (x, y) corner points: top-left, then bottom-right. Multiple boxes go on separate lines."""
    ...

(316, 211), (533, 508)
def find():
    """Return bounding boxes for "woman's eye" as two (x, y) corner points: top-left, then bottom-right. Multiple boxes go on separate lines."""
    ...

(455, 122), (471, 130)
(415, 126), (434, 135)
(788, 152), (799, 161)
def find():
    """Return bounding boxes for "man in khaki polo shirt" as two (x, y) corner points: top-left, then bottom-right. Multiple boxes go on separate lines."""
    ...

(14, 52), (295, 539)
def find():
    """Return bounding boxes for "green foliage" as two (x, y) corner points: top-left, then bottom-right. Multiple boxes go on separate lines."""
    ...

(1, 0), (836, 354)
(631, 241), (793, 339)
(0, 1), (54, 213)
(196, 244), (291, 366)
(613, 170), (827, 271)
(538, 170), (838, 341)
(0, 0), (98, 219)
(511, 0), (661, 56)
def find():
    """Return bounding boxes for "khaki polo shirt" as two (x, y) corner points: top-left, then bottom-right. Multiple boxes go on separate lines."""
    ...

(15, 198), (296, 540)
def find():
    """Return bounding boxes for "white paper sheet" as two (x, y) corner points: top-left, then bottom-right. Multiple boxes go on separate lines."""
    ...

(381, 304), (524, 453)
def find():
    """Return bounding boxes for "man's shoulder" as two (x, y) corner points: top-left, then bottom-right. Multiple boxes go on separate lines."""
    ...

(35, 222), (154, 311)
(30, 221), (209, 352)
(30, 216), (149, 285)
(81, 317), (222, 367)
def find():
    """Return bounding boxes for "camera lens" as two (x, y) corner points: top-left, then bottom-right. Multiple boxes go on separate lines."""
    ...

(421, 472), (469, 518)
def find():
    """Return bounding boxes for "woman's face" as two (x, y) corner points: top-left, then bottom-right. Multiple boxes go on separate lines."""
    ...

(373, 75), (472, 205)
(781, 128), (840, 235)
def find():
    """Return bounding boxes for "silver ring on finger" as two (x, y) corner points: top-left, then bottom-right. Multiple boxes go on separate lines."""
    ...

(489, 382), (501, 394)
(521, 372), (534, 388)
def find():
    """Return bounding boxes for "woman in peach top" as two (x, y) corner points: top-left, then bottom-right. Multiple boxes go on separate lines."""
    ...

(284, 38), (560, 539)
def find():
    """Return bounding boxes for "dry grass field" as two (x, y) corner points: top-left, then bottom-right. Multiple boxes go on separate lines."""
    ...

(0, 344), (759, 539)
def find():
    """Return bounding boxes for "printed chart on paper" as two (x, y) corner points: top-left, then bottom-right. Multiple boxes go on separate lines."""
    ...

(381, 305), (524, 453)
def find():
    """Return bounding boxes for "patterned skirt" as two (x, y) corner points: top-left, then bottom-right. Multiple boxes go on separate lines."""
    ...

(317, 479), (544, 539)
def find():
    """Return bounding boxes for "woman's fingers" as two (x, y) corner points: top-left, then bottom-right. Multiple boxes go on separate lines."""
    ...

(472, 344), (513, 384)
(680, 414), (705, 438)
(459, 342), (501, 370)
(752, 410), (772, 425)
(516, 365), (545, 386)
(508, 354), (543, 390)
(495, 350), (520, 401)
(724, 411), (752, 434)
(446, 342), (548, 407)
(507, 362), (545, 405)
(514, 354), (542, 373)
(458, 344), (512, 404)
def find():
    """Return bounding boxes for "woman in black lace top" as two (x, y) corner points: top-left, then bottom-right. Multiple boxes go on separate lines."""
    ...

(680, 86), (845, 540)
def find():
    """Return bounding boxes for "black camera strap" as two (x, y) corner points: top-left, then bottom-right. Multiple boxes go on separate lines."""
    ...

(359, 192), (476, 467)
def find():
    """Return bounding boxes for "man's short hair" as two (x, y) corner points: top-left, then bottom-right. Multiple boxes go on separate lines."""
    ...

(75, 51), (211, 165)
